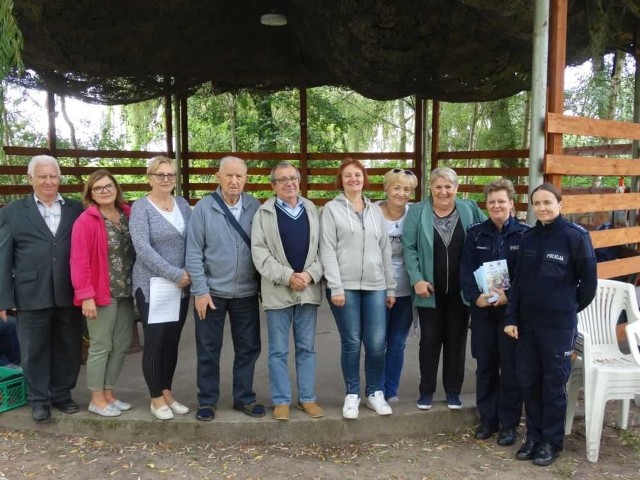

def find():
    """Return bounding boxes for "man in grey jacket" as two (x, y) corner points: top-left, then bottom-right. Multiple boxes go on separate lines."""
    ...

(186, 156), (264, 421)
(251, 162), (324, 421)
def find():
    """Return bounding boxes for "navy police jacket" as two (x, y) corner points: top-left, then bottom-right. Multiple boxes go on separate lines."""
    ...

(504, 215), (597, 330)
(460, 217), (530, 324)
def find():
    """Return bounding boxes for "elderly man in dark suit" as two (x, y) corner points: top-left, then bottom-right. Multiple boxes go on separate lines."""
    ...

(0, 155), (84, 423)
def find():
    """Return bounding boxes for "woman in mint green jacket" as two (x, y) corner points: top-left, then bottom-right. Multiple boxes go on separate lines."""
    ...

(402, 167), (485, 411)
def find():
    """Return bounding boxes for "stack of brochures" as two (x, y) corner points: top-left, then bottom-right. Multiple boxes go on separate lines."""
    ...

(473, 259), (510, 303)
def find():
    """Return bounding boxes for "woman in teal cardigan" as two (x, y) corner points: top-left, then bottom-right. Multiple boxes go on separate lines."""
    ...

(402, 167), (485, 410)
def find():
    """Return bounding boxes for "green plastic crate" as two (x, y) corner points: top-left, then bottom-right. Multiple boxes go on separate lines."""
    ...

(0, 366), (28, 413)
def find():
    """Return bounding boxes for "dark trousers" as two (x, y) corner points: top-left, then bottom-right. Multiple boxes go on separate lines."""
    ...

(471, 317), (522, 429)
(516, 324), (574, 450)
(0, 314), (20, 365)
(136, 289), (190, 398)
(16, 307), (83, 406)
(195, 295), (261, 407)
(417, 291), (469, 395)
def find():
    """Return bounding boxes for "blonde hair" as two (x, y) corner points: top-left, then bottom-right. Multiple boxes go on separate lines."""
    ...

(383, 168), (418, 191)
(147, 156), (176, 176)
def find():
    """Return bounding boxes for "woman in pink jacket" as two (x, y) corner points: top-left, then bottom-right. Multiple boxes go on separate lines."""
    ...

(71, 170), (134, 417)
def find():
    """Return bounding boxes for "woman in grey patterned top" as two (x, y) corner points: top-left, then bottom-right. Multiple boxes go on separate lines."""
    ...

(130, 157), (192, 421)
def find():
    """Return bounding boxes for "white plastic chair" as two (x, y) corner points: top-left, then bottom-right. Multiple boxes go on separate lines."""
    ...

(564, 279), (640, 462)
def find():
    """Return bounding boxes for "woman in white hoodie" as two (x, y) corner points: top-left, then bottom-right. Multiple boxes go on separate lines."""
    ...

(320, 158), (396, 419)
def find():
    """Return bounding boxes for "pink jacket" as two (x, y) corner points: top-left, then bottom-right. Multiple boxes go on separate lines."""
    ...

(70, 204), (131, 306)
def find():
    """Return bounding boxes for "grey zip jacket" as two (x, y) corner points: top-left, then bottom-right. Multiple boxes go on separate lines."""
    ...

(320, 193), (396, 297)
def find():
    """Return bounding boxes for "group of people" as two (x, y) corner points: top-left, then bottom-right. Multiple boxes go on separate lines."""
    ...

(0, 154), (597, 468)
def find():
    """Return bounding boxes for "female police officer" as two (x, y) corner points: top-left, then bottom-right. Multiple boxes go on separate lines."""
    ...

(504, 182), (597, 466)
(460, 178), (529, 447)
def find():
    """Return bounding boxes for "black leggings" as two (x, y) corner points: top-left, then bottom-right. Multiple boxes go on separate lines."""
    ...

(417, 291), (469, 396)
(135, 288), (189, 398)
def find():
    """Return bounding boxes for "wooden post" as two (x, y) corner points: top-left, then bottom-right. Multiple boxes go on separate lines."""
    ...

(165, 95), (173, 157)
(180, 97), (190, 202)
(547, 0), (568, 190)
(413, 96), (424, 200)
(46, 91), (57, 156)
(430, 100), (440, 173)
(299, 88), (309, 197)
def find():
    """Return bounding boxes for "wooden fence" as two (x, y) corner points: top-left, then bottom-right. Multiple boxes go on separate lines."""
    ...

(546, 112), (640, 279)
(1, 146), (419, 207)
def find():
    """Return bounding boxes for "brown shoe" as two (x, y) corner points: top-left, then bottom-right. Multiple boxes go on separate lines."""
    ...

(273, 404), (290, 420)
(297, 401), (324, 418)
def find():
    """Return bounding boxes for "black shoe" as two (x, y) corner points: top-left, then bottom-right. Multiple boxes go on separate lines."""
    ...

(52, 399), (80, 414)
(497, 427), (517, 447)
(233, 401), (266, 418)
(516, 439), (540, 460)
(32, 405), (51, 423)
(533, 442), (559, 466)
(475, 424), (498, 440)
(196, 405), (216, 421)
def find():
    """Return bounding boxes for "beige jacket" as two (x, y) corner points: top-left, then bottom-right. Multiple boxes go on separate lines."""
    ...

(251, 196), (323, 310)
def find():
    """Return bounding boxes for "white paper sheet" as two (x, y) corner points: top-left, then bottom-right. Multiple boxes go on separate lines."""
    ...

(148, 277), (181, 324)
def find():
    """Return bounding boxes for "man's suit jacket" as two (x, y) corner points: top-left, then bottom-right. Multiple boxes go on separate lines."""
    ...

(0, 195), (84, 311)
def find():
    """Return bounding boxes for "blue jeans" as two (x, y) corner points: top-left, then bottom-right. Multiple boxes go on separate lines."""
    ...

(327, 289), (388, 397)
(266, 304), (318, 405)
(383, 295), (414, 398)
(195, 295), (261, 407)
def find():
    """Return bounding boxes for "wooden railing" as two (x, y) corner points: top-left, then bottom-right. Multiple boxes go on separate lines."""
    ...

(1, 146), (419, 207)
(545, 112), (640, 279)
(433, 148), (530, 214)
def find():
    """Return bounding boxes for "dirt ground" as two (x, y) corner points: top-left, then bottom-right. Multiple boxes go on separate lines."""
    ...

(1, 411), (639, 480)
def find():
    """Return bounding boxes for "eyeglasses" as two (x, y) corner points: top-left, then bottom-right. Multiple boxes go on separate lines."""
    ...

(392, 168), (415, 176)
(152, 173), (177, 181)
(274, 176), (300, 185)
(92, 183), (115, 194)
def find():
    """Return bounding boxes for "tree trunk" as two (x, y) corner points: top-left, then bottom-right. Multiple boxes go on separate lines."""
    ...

(60, 96), (83, 184)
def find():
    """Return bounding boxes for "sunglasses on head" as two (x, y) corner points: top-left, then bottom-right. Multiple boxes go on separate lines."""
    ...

(392, 168), (415, 176)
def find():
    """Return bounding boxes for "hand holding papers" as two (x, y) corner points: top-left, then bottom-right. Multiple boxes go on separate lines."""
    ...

(149, 277), (182, 324)
(474, 259), (510, 304)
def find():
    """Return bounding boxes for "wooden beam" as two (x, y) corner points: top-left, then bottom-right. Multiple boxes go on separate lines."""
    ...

(590, 226), (640, 249)
(458, 184), (529, 194)
(47, 91), (57, 156)
(546, 154), (640, 176)
(437, 149), (529, 160)
(164, 95), (173, 157)
(300, 88), (309, 197)
(3, 146), (166, 158)
(561, 192), (640, 213)
(547, 112), (640, 141)
(598, 256), (640, 279)
(451, 167), (529, 176)
(430, 100), (440, 173)
(414, 95), (424, 200)
(180, 96), (190, 202)
(546, 0), (568, 190)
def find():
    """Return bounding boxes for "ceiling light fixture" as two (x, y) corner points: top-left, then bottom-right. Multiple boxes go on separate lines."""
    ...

(260, 13), (287, 27)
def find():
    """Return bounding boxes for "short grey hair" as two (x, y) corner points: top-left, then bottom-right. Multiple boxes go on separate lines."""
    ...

(430, 167), (458, 187)
(270, 162), (300, 183)
(219, 156), (247, 172)
(28, 155), (60, 177)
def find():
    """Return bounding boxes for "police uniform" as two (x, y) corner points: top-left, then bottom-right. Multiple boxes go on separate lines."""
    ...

(504, 215), (597, 452)
(460, 217), (530, 435)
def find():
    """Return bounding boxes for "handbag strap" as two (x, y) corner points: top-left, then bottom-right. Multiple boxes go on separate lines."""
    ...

(211, 191), (251, 248)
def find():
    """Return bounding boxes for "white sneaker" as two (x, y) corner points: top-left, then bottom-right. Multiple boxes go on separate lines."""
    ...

(342, 394), (360, 419)
(150, 404), (174, 420)
(366, 390), (392, 415)
(168, 401), (190, 415)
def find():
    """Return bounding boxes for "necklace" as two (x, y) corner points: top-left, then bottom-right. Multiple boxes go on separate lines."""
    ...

(150, 195), (173, 211)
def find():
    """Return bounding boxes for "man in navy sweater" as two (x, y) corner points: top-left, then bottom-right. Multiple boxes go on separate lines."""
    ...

(251, 162), (324, 421)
